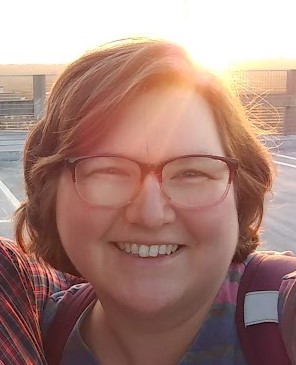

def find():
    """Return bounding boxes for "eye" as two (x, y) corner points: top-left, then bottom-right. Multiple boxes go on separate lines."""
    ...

(171, 169), (208, 179)
(79, 167), (132, 181)
(90, 167), (131, 176)
(101, 167), (123, 174)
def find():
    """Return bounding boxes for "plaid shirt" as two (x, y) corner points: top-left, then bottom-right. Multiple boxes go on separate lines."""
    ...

(0, 237), (83, 364)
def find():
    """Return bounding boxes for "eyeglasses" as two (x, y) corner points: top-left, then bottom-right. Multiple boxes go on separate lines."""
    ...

(65, 154), (239, 209)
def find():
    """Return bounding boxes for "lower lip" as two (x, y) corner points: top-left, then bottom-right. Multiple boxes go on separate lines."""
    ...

(110, 243), (184, 267)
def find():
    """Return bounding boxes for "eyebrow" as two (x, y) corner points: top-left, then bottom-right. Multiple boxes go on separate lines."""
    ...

(67, 152), (229, 165)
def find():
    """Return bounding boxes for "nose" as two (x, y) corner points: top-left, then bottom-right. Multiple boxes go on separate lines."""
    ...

(125, 174), (176, 229)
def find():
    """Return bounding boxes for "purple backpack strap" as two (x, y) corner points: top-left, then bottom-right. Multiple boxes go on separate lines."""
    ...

(236, 253), (296, 365)
(282, 271), (296, 363)
(44, 283), (96, 365)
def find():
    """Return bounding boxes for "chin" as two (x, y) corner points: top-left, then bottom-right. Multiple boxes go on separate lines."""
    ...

(105, 283), (184, 316)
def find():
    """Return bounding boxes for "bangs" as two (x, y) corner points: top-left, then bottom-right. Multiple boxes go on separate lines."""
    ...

(63, 76), (201, 158)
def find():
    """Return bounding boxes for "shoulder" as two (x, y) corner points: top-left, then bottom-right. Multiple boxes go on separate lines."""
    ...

(245, 250), (296, 273)
(242, 250), (296, 293)
(42, 284), (89, 335)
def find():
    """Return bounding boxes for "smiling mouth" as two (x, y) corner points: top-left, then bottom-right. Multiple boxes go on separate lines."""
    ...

(113, 242), (181, 258)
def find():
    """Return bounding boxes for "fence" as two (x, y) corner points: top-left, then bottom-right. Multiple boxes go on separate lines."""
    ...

(0, 71), (296, 134)
(0, 74), (58, 129)
(228, 70), (296, 135)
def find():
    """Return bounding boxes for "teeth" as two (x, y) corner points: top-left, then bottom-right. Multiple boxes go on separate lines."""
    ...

(116, 243), (180, 257)
(131, 243), (138, 255)
(166, 245), (173, 255)
(172, 244), (178, 253)
(118, 242), (125, 250)
(139, 245), (149, 257)
(149, 245), (159, 257)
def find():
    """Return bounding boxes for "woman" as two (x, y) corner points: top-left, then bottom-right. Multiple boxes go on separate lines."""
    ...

(13, 38), (295, 364)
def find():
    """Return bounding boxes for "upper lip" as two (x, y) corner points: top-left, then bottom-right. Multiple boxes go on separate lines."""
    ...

(110, 240), (183, 246)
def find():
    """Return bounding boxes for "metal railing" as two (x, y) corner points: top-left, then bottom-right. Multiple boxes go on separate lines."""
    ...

(0, 74), (48, 126)
(233, 70), (296, 134)
(0, 70), (296, 134)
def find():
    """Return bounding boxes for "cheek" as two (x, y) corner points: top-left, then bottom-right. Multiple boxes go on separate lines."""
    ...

(177, 192), (239, 248)
(56, 173), (119, 247)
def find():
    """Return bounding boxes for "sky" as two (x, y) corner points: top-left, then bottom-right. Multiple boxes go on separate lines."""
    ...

(1, 0), (296, 70)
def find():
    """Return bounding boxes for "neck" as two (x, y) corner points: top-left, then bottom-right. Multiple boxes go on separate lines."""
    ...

(81, 295), (215, 365)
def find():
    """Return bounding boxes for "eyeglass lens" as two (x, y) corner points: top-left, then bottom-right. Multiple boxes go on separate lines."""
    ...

(74, 156), (231, 208)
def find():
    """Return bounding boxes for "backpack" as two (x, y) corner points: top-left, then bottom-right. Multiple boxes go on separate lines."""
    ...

(236, 252), (296, 365)
(44, 252), (296, 364)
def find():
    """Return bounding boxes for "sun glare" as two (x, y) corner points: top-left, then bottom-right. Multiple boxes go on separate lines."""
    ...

(153, 0), (296, 72)
(1, 0), (296, 67)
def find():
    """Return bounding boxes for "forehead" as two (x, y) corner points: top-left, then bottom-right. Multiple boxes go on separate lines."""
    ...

(91, 86), (225, 162)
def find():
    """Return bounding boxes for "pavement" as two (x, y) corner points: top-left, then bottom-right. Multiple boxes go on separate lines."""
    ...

(0, 131), (27, 161)
(260, 134), (296, 153)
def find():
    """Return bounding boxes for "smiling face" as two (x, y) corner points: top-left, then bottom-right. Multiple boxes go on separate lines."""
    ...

(56, 85), (239, 316)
